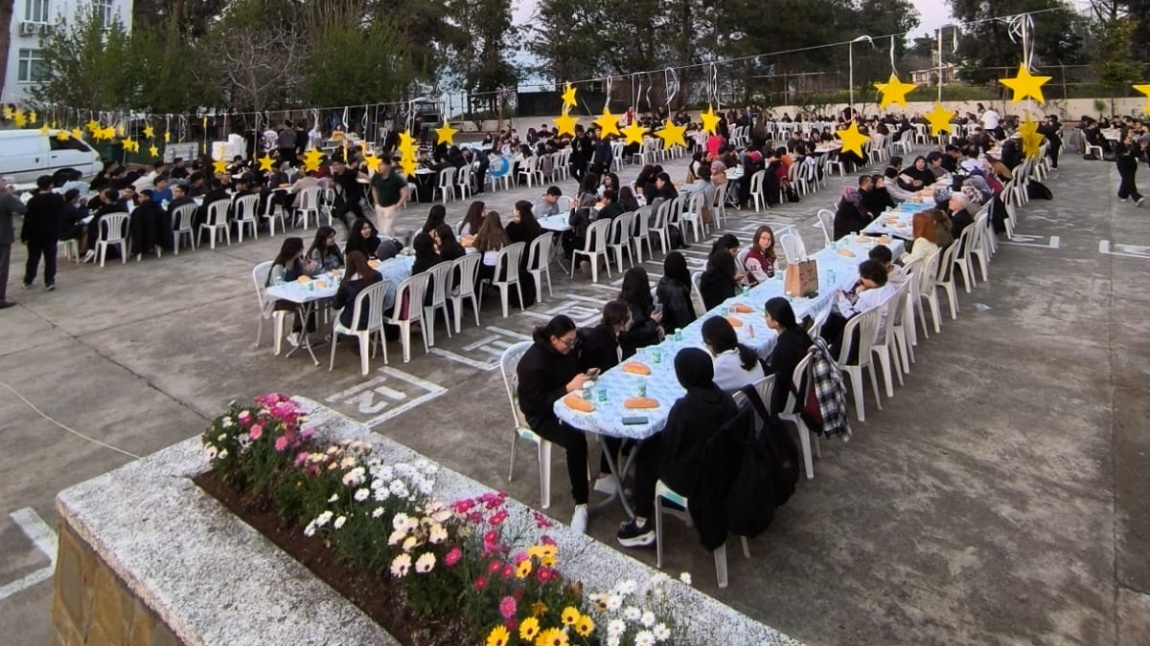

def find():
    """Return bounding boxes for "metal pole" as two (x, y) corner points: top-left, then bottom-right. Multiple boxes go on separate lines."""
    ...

(937, 28), (943, 102)
(849, 42), (854, 112)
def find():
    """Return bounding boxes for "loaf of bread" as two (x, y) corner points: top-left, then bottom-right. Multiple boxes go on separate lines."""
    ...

(622, 362), (651, 375)
(624, 397), (659, 409)
(563, 395), (594, 412)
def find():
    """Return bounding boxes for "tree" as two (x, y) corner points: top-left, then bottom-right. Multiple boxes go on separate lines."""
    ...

(199, 0), (305, 113)
(1093, 18), (1143, 110)
(32, 8), (135, 110)
(445, 0), (519, 111)
(130, 13), (215, 112)
(947, 0), (1084, 86)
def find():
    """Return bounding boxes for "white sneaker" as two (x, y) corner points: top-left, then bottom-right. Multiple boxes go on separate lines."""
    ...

(1138, 197), (1146, 208)
(81, 250), (96, 263)
(570, 504), (588, 534)
(286, 332), (300, 348)
(594, 476), (618, 495)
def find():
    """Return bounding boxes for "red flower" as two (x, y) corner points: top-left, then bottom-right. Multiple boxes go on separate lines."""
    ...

(467, 511), (483, 524)
(474, 576), (487, 590)
(484, 530), (499, 544)
(488, 560), (503, 574)
(501, 565), (513, 580)
(453, 499), (474, 514)
(490, 510), (509, 526)
(532, 511), (554, 529)
(536, 567), (554, 583)
(445, 547), (462, 567)
(540, 535), (557, 547)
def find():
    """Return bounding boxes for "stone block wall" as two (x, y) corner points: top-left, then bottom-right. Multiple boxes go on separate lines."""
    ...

(51, 522), (181, 646)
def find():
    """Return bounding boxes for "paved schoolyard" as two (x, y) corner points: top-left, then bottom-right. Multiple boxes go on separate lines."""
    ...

(1, 149), (1148, 646)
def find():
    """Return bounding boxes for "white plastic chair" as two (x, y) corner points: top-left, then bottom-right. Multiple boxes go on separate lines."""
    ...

(631, 205), (654, 263)
(871, 282), (909, 398)
(654, 480), (750, 589)
(455, 165), (474, 200)
(648, 200), (672, 256)
(968, 212), (991, 282)
(95, 213), (129, 267)
(836, 306), (884, 422)
(778, 232), (807, 265)
(556, 195), (574, 213)
(711, 182), (728, 228)
(450, 253), (482, 332)
(605, 213), (635, 272)
(951, 224), (979, 293)
(296, 187), (321, 230)
(482, 242), (526, 318)
(384, 272), (432, 363)
(571, 218), (612, 282)
(328, 280), (390, 375)
(525, 234), (554, 301)
(171, 204), (197, 254)
(262, 192), (287, 236)
(778, 351), (821, 479)
(252, 261), (291, 355)
(435, 167), (457, 203)
(421, 261), (454, 345)
(200, 201), (231, 249)
(749, 169), (766, 212)
(233, 194), (260, 243)
(679, 190), (708, 242)
(500, 341), (554, 509)
(916, 247), (947, 335)
(59, 238), (79, 262)
(816, 209), (835, 248)
(518, 155), (539, 188)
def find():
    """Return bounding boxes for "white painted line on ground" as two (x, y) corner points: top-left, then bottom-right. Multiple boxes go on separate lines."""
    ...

(1100, 240), (1110, 254)
(0, 508), (59, 602)
(325, 377), (387, 403)
(0, 567), (53, 602)
(485, 326), (532, 341)
(428, 348), (496, 370)
(1001, 234), (1061, 249)
(1099, 240), (1150, 259)
(362, 367), (448, 427)
(462, 335), (501, 352)
(1049, 236), (1061, 249)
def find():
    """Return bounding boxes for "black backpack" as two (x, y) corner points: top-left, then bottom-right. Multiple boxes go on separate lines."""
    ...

(1027, 181), (1053, 200)
(721, 385), (800, 539)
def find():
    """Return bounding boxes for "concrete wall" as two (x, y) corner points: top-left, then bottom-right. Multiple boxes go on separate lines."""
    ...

(51, 522), (181, 646)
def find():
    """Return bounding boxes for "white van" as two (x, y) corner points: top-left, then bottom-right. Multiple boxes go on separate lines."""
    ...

(0, 129), (102, 183)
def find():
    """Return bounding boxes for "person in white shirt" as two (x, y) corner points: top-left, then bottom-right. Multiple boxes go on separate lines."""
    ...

(981, 108), (1001, 137)
(868, 244), (907, 286)
(821, 259), (896, 361)
(899, 211), (941, 268)
(702, 316), (765, 392)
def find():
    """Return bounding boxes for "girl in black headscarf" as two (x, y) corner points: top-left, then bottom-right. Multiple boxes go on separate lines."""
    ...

(616, 347), (740, 547)
(655, 251), (697, 333)
(616, 267), (663, 357)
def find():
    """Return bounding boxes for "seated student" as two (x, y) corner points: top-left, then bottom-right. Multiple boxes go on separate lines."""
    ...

(932, 208), (955, 249)
(900, 211), (941, 266)
(473, 211), (510, 283)
(516, 315), (595, 533)
(331, 251), (382, 330)
(421, 204), (447, 234)
(616, 348), (740, 547)
(863, 174), (898, 214)
(345, 218), (381, 259)
(461, 200), (486, 236)
(616, 267), (663, 357)
(266, 236), (319, 347)
(703, 316), (765, 392)
(432, 224), (466, 262)
(819, 259), (896, 360)
(595, 189), (625, 222)
(946, 191), (974, 242)
(742, 225), (777, 286)
(58, 189), (92, 262)
(897, 156), (935, 192)
(833, 183), (872, 240)
(762, 297), (813, 414)
(306, 226), (345, 272)
(926, 151), (948, 179)
(577, 301), (631, 493)
(128, 189), (171, 257)
(698, 249), (740, 310)
(410, 231), (441, 276)
(655, 252), (697, 334)
(532, 186), (564, 219)
(867, 244), (906, 286)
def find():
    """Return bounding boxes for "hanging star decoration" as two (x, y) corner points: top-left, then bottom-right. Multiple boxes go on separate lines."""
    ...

(116, 123), (125, 137)
(302, 148), (324, 173)
(874, 73), (918, 110)
(99, 126), (115, 141)
(924, 103), (956, 137)
(1134, 84), (1150, 111)
(28, 110), (37, 123)
(14, 109), (26, 127)
(699, 105), (721, 136)
(553, 110), (578, 137)
(143, 125), (155, 139)
(163, 131), (171, 144)
(86, 119), (100, 133)
(2, 106), (12, 120)
(38, 124), (49, 135)
(121, 137), (137, 153)
(149, 145), (160, 159)
(561, 83), (577, 111)
(212, 159), (228, 174)
(594, 107), (621, 138)
(1018, 113), (1045, 159)
(362, 152), (381, 172)
(620, 121), (646, 146)
(56, 130), (70, 141)
(258, 153), (275, 172)
(435, 122), (458, 146)
(655, 118), (687, 150)
(70, 128), (84, 141)
(398, 131), (419, 177)
(400, 156), (418, 177)
(999, 64), (1051, 104)
(836, 121), (870, 158)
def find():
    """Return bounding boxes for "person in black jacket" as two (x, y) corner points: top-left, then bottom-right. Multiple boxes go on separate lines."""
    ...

(763, 297), (814, 414)
(345, 218), (381, 258)
(616, 347), (740, 547)
(332, 251), (382, 330)
(656, 252), (696, 333)
(1037, 115), (1062, 170)
(577, 300), (630, 490)
(833, 186), (871, 240)
(862, 174), (897, 215)
(20, 175), (65, 290)
(616, 267), (663, 357)
(516, 315), (594, 533)
(1116, 129), (1145, 206)
(698, 249), (739, 310)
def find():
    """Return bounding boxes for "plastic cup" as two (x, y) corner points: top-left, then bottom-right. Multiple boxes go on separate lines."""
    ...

(652, 349), (662, 364)
(637, 383), (647, 398)
(597, 387), (607, 402)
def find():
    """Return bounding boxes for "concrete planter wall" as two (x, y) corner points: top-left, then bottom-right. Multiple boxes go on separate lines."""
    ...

(53, 398), (801, 646)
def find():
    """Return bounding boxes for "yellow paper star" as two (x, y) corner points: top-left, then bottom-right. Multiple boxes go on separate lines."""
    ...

(700, 105), (721, 135)
(999, 64), (1052, 104)
(620, 121), (646, 146)
(116, 123), (125, 137)
(28, 110), (37, 123)
(2, 106), (12, 119)
(38, 124), (49, 135)
(561, 82), (577, 110)
(123, 136), (135, 151)
(874, 73), (918, 110)
(86, 119), (100, 133)
(924, 103), (956, 136)
(1134, 84), (1150, 111)
(100, 127), (115, 141)
(434, 122), (458, 146)
(398, 132), (418, 158)
(149, 145), (160, 158)
(71, 128), (84, 140)
(302, 148), (324, 173)
(594, 107), (621, 138)
(553, 110), (578, 137)
(400, 157), (418, 177)
(56, 130), (70, 141)
(655, 118), (687, 150)
(143, 125), (155, 139)
(163, 131), (171, 143)
(212, 159), (228, 174)
(836, 121), (870, 158)
(362, 152), (381, 171)
(1018, 114), (1045, 158)
(258, 153), (274, 172)
(14, 109), (26, 127)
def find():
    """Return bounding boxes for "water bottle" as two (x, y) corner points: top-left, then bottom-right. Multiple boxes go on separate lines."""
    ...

(741, 284), (749, 296)
(674, 329), (682, 343)
(582, 384), (592, 400)
(274, 275), (284, 286)
(637, 383), (647, 398)
(652, 348), (662, 364)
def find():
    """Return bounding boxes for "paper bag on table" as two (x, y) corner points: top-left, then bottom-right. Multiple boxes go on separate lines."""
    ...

(784, 259), (819, 297)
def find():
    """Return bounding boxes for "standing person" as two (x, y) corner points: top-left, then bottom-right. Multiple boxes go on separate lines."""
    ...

(516, 315), (594, 533)
(1037, 115), (1062, 170)
(1116, 129), (1145, 207)
(278, 120), (297, 166)
(330, 159), (368, 232)
(21, 175), (65, 291)
(369, 157), (408, 236)
(0, 177), (27, 308)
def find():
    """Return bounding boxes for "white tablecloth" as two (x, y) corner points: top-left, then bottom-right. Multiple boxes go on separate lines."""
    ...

(538, 214), (573, 232)
(265, 256), (415, 311)
(862, 202), (931, 239)
(554, 237), (904, 439)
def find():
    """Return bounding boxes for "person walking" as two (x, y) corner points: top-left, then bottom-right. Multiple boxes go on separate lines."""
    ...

(1116, 129), (1145, 207)
(369, 157), (408, 236)
(0, 177), (27, 308)
(21, 175), (66, 291)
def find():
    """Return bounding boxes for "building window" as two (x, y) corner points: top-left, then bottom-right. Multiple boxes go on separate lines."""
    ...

(94, 0), (114, 27)
(17, 48), (47, 83)
(24, 0), (49, 23)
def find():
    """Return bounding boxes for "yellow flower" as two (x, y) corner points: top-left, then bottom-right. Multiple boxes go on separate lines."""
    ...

(540, 545), (558, 559)
(527, 545), (546, 560)
(486, 624), (510, 646)
(531, 601), (548, 617)
(516, 558), (533, 579)
(519, 617), (541, 640)
(575, 614), (595, 637)
(561, 606), (580, 626)
(541, 554), (557, 568)
(534, 627), (568, 646)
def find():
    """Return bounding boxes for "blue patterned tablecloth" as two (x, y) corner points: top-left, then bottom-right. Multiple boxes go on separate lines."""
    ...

(265, 256), (414, 310)
(863, 201), (931, 239)
(554, 238), (904, 439)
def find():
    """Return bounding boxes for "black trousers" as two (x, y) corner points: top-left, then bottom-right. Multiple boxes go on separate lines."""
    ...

(23, 237), (57, 287)
(630, 435), (661, 518)
(1118, 163), (1142, 201)
(527, 414), (589, 505)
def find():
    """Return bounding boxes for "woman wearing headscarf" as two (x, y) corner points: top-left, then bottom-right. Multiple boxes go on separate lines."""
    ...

(616, 347), (740, 547)
(617, 267), (664, 357)
(833, 186), (871, 239)
(897, 156), (935, 192)
(656, 251), (697, 334)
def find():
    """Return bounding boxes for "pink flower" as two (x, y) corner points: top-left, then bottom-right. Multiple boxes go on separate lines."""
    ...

(501, 565), (513, 580)
(293, 452), (308, 467)
(511, 588), (524, 600)
(445, 547), (462, 567)
(467, 511), (483, 524)
(504, 618), (517, 631)
(452, 499), (474, 514)
(490, 510), (508, 526)
(488, 560), (503, 574)
(540, 535), (556, 547)
(249, 424), (263, 440)
(536, 567), (554, 583)
(301, 428), (315, 440)
(532, 511), (554, 529)
(499, 596), (517, 619)
(474, 576), (487, 590)
(484, 530), (499, 544)
(274, 436), (289, 452)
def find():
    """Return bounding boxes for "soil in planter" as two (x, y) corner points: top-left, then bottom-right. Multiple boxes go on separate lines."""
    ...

(195, 471), (473, 646)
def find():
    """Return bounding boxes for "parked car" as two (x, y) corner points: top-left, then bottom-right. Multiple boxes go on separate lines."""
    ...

(0, 129), (102, 183)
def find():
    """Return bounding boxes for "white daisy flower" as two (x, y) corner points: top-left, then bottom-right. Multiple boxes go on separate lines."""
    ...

(328, 493), (339, 503)
(388, 529), (406, 546)
(217, 449), (228, 460)
(605, 594), (622, 612)
(679, 572), (692, 586)
(390, 553), (411, 578)
(221, 417), (233, 428)
(375, 466), (394, 482)
(373, 488), (391, 502)
(607, 619), (626, 637)
(314, 511), (333, 527)
(634, 630), (655, 646)
(389, 480), (409, 499)
(392, 513), (411, 531)
(606, 638), (620, 646)
(371, 507), (384, 519)
(402, 536), (418, 552)
(640, 610), (655, 627)
(217, 433), (227, 442)
(428, 524), (448, 544)
(303, 521), (316, 537)
(649, 573), (671, 587)
(623, 606), (641, 621)
(414, 552), (436, 573)
(354, 488), (370, 502)
(652, 624), (670, 641)
(615, 579), (638, 595)
(333, 515), (346, 530)
(203, 446), (218, 461)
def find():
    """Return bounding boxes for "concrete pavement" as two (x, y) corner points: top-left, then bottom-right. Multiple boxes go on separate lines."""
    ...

(1, 150), (1147, 645)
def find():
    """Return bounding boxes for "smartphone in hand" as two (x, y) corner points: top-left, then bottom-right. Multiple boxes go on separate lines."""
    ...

(585, 368), (601, 379)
